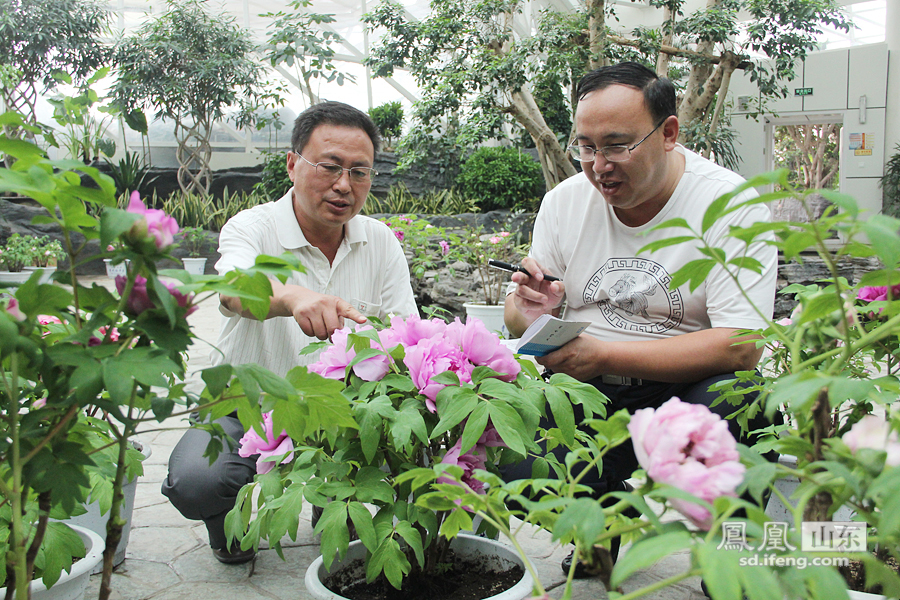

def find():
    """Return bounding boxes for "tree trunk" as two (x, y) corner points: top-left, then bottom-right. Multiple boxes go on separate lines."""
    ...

(656, 4), (676, 77)
(174, 117), (213, 196)
(508, 88), (577, 190)
(703, 53), (738, 158)
(587, 0), (607, 70)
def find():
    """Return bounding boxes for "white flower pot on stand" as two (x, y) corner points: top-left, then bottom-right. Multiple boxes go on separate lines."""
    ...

(181, 257), (207, 275)
(305, 533), (535, 600)
(0, 524), (103, 600)
(464, 303), (508, 338)
(0, 270), (34, 286)
(103, 259), (129, 278)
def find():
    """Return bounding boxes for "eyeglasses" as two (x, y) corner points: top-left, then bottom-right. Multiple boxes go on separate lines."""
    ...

(567, 118), (667, 163)
(293, 152), (378, 182)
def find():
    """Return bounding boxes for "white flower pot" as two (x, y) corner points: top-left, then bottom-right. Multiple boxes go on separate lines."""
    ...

(181, 257), (207, 275)
(0, 270), (34, 286)
(464, 303), (508, 338)
(848, 591), (887, 600)
(305, 533), (535, 600)
(0, 524), (103, 600)
(66, 439), (151, 574)
(103, 259), (128, 278)
(766, 455), (856, 525)
(24, 266), (56, 285)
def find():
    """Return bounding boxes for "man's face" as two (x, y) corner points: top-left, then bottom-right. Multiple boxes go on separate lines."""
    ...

(573, 85), (677, 220)
(287, 124), (375, 237)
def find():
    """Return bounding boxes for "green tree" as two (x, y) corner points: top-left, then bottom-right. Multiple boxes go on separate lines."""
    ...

(0, 0), (109, 142)
(456, 146), (544, 211)
(368, 101), (403, 149)
(112, 0), (278, 196)
(260, 0), (353, 108)
(364, 0), (850, 188)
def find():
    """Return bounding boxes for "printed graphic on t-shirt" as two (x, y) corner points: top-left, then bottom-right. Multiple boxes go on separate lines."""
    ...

(583, 258), (684, 333)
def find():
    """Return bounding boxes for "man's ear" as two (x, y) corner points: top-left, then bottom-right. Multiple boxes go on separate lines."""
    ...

(662, 115), (680, 151)
(286, 151), (298, 183)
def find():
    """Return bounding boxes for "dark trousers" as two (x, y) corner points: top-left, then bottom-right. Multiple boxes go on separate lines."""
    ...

(161, 414), (255, 550)
(500, 373), (777, 499)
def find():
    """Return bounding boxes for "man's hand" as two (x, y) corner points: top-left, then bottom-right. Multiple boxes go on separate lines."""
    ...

(505, 257), (565, 337)
(220, 278), (367, 340)
(535, 334), (605, 382)
(280, 286), (367, 340)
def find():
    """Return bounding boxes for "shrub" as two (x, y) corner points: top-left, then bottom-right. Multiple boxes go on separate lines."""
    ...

(363, 183), (479, 215)
(368, 101), (403, 148)
(253, 149), (291, 201)
(882, 143), (900, 218)
(455, 146), (544, 212)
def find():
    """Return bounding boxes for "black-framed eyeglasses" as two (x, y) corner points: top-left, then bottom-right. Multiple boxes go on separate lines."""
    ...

(567, 118), (668, 163)
(293, 152), (378, 182)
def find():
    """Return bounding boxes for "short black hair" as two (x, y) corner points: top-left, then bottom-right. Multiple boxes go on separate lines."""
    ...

(291, 101), (382, 156)
(576, 62), (676, 124)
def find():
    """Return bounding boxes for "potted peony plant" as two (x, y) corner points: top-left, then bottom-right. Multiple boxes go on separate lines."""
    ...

(224, 314), (609, 599)
(0, 233), (36, 285)
(0, 115), (305, 600)
(179, 226), (209, 275)
(24, 236), (65, 284)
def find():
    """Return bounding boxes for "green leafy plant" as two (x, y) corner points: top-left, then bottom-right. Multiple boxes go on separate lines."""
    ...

(214, 188), (270, 231)
(455, 147), (544, 212)
(30, 235), (65, 267)
(369, 101), (403, 149)
(179, 226), (208, 258)
(226, 315), (608, 591)
(363, 183), (479, 215)
(161, 191), (225, 230)
(105, 151), (153, 197)
(0, 233), (35, 272)
(452, 225), (527, 306)
(0, 110), (311, 600)
(380, 215), (456, 281)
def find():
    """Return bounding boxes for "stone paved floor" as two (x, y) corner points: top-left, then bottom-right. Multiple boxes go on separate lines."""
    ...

(80, 276), (708, 600)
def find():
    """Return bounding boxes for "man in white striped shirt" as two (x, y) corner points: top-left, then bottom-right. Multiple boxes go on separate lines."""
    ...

(162, 102), (417, 564)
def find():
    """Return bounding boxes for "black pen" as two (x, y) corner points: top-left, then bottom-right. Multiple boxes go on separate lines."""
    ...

(488, 259), (560, 282)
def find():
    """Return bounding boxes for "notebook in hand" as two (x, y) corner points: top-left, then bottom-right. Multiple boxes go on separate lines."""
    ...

(514, 314), (590, 356)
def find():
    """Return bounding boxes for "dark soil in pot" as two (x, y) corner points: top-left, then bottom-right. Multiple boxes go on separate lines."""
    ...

(842, 555), (899, 595)
(325, 551), (525, 600)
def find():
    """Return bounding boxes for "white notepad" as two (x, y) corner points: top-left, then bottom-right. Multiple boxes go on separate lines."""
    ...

(512, 314), (590, 356)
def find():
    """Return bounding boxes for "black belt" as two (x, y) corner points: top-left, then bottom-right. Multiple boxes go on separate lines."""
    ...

(599, 374), (646, 386)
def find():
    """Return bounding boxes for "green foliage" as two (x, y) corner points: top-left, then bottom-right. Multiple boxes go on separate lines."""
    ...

(680, 118), (741, 172)
(260, 0), (353, 106)
(0, 233), (34, 272)
(179, 226), (208, 257)
(105, 151), (153, 197)
(363, 183), (479, 216)
(0, 0), (110, 127)
(456, 147), (544, 212)
(368, 101), (403, 148)
(253, 149), (291, 201)
(882, 143), (900, 219)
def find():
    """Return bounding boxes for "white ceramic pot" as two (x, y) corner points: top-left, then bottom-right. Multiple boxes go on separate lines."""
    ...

(464, 303), (508, 338)
(181, 257), (207, 275)
(24, 266), (56, 285)
(305, 533), (535, 600)
(0, 524), (103, 600)
(765, 455), (855, 525)
(848, 591), (887, 600)
(67, 439), (152, 573)
(103, 259), (128, 278)
(0, 270), (34, 286)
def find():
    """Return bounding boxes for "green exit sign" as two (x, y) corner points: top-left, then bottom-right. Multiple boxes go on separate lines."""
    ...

(795, 87), (814, 96)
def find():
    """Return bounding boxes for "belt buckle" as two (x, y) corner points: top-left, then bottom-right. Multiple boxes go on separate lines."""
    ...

(601, 374), (642, 386)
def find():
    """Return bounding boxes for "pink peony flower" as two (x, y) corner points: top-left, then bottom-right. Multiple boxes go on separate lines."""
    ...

(393, 229), (405, 243)
(439, 240), (450, 256)
(38, 315), (63, 325)
(446, 318), (519, 381)
(489, 236), (502, 244)
(857, 285), (900, 303)
(438, 437), (489, 494)
(498, 231), (510, 237)
(106, 245), (116, 252)
(5, 299), (24, 321)
(843, 415), (900, 467)
(33, 398), (46, 409)
(404, 337), (473, 412)
(628, 397), (745, 529)
(390, 314), (447, 346)
(115, 275), (196, 316)
(308, 326), (391, 382)
(238, 412), (294, 475)
(127, 191), (179, 250)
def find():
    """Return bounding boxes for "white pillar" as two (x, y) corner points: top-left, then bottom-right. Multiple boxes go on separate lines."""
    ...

(885, 0), (900, 174)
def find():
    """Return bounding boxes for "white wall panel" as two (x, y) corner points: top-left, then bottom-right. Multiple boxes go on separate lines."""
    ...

(802, 49), (849, 111)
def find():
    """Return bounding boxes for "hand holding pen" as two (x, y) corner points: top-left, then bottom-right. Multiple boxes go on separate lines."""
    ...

(488, 259), (560, 281)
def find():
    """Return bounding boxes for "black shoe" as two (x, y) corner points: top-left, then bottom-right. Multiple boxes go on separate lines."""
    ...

(212, 546), (256, 565)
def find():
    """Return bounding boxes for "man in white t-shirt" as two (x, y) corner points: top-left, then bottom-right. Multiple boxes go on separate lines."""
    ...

(162, 102), (417, 564)
(503, 62), (778, 576)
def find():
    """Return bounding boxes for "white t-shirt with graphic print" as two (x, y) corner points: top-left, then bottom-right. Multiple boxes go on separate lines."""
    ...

(528, 145), (776, 342)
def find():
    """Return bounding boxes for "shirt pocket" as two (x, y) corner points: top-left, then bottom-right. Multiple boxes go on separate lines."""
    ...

(352, 296), (382, 317)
